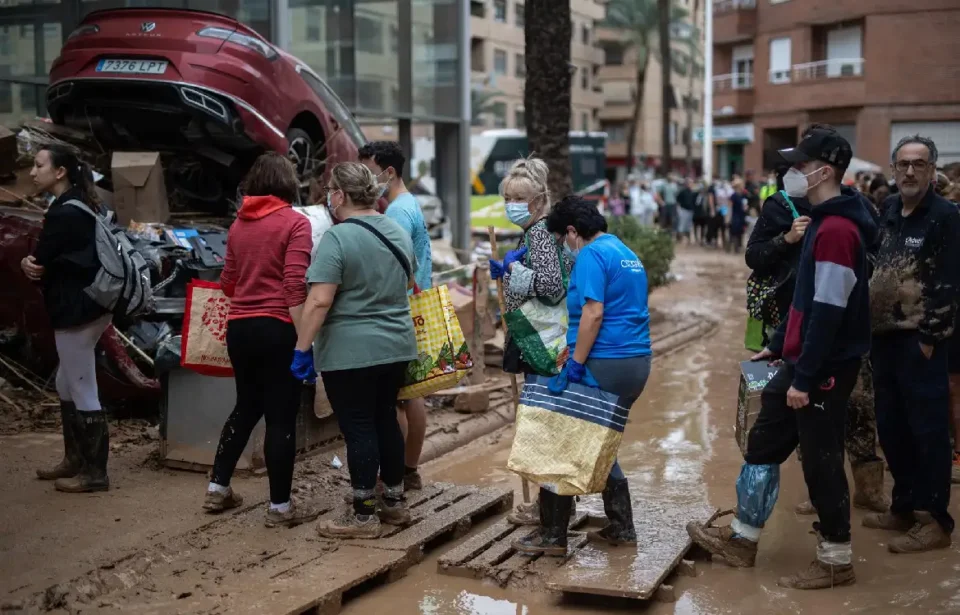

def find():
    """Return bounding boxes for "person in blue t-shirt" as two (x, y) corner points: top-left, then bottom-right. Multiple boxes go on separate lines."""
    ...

(512, 195), (653, 558)
(359, 141), (432, 493)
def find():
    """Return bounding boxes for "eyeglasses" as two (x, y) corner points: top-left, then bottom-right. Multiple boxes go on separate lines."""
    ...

(895, 159), (931, 173)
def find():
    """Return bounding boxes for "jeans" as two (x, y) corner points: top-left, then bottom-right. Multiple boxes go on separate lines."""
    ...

(873, 332), (954, 532)
(211, 317), (301, 505)
(322, 361), (408, 512)
(744, 361), (860, 542)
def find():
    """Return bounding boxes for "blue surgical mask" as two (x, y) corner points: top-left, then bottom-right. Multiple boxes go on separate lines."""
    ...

(505, 202), (532, 227)
(563, 243), (579, 260)
(377, 183), (388, 199)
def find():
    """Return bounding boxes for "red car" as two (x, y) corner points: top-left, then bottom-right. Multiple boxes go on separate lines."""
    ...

(47, 8), (365, 203)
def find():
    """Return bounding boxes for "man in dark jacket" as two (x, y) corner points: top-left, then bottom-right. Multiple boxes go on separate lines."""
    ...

(688, 129), (877, 590)
(864, 135), (960, 553)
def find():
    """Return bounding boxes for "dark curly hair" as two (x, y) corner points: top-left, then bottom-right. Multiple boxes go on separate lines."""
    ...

(358, 140), (406, 178)
(545, 195), (607, 240)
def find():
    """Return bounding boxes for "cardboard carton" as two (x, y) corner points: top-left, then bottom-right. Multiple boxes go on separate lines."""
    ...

(111, 152), (169, 224)
(736, 360), (782, 456)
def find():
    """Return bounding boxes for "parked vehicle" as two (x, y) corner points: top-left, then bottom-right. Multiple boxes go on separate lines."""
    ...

(47, 8), (365, 208)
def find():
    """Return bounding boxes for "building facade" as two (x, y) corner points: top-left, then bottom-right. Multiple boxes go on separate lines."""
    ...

(711, 0), (960, 177)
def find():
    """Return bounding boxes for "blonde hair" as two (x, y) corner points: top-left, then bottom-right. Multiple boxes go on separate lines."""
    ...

(331, 162), (380, 207)
(499, 157), (550, 210)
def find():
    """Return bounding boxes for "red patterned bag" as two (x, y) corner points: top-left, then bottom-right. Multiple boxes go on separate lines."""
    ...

(180, 279), (234, 376)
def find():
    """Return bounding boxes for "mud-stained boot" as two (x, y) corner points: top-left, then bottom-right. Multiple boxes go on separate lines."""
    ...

(37, 401), (82, 481)
(686, 511), (758, 568)
(403, 469), (423, 491)
(588, 477), (638, 546)
(862, 510), (915, 532)
(507, 497), (540, 526)
(55, 411), (109, 493)
(377, 486), (413, 527)
(265, 500), (321, 528)
(778, 560), (856, 589)
(852, 461), (890, 513)
(316, 509), (381, 539)
(888, 513), (952, 554)
(513, 490), (572, 557)
(203, 487), (244, 513)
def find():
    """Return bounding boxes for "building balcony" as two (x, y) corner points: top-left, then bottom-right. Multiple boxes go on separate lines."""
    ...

(712, 72), (754, 117)
(765, 59), (866, 111)
(712, 0), (756, 45)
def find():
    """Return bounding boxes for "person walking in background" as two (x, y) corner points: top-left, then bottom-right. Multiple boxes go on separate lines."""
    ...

(292, 162), (418, 539)
(22, 145), (113, 494)
(676, 177), (697, 243)
(728, 178), (748, 253)
(634, 181), (658, 227)
(759, 170), (778, 203)
(867, 135), (959, 553)
(693, 181), (710, 245)
(203, 153), (315, 526)
(607, 183), (627, 217)
(658, 175), (679, 233)
(359, 141), (432, 492)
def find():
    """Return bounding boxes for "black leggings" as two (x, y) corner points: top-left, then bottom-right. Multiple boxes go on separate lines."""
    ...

(211, 317), (301, 505)
(323, 362), (407, 511)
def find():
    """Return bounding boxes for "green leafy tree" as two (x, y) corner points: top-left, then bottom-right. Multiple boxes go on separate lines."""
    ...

(607, 215), (675, 290)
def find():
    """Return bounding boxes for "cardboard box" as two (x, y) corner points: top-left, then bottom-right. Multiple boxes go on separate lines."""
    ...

(111, 152), (169, 224)
(736, 360), (782, 456)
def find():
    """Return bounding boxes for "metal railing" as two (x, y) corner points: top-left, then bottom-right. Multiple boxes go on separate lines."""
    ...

(713, 0), (757, 14)
(792, 58), (864, 81)
(713, 72), (754, 92)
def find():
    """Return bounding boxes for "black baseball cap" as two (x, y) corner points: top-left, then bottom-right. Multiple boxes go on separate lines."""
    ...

(778, 128), (853, 171)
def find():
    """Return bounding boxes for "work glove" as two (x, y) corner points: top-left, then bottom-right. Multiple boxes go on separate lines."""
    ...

(489, 246), (528, 281)
(290, 349), (317, 384)
(566, 358), (586, 383)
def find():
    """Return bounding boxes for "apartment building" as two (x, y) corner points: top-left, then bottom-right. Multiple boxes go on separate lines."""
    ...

(596, 0), (705, 180)
(711, 0), (960, 178)
(469, 0), (605, 132)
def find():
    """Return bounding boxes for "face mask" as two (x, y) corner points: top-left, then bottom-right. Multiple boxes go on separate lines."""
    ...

(326, 190), (340, 219)
(376, 170), (391, 199)
(564, 235), (581, 260)
(783, 166), (827, 198)
(505, 202), (532, 227)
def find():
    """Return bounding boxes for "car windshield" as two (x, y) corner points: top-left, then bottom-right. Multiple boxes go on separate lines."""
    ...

(297, 68), (366, 148)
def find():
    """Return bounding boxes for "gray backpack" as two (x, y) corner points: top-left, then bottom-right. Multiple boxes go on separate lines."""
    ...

(67, 200), (154, 318)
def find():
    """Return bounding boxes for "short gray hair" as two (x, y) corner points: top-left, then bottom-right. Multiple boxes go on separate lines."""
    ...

(892, 134), (939, 165)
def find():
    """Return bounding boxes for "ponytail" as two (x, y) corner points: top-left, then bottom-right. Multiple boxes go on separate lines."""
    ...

(41, 144), (102, 213)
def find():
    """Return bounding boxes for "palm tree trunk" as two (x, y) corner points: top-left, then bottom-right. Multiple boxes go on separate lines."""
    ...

(659, 0), (672, 176)
(625, 59), (647, 177)
(525, 0), (573, 198)
(685, 0), (699, 175)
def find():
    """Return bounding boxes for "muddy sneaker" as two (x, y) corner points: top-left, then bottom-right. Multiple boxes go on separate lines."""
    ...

(777, 560), (856, 589)
(404, 470), (423, 491)
(685, 511), (758, 568)
(852, 460), (889, 513)
(888, 515), (952, 554)
(507, 499), (540, 526)
(316, 510), (381, 539)
(203, 488), (244, 513)
(862, 510), (915, 532)
(795, 500), (817, 516)
(265, 501), (321, 528)
(377, 495), (413, 527)
(952, 452), (960, 485)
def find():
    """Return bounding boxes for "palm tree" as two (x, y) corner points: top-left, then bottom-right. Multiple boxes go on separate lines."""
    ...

(658, 0), (672, 175)
(524, 0), (573, 198)
(604, 0), (688, 175)
(682, 0), (702, 174)
(471, 88), (505, 127)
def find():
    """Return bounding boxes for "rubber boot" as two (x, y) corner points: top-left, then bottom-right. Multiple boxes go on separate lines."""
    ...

(512, 490), (572, 557)
(588, 476), (638, 546)
(37, 400), (82, 480)
(55, 411), (110, 493)
(852, 460), (889, 513)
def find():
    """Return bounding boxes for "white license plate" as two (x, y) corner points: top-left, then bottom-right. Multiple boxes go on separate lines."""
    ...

(96, 59), (168, 74)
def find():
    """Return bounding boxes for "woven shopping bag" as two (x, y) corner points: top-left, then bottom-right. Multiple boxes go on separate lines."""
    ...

(398, 285), (473, 400)
(507, 374), (629, 496)
(180, 279), (234, 377)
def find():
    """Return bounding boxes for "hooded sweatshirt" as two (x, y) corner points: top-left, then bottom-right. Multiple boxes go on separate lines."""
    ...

(769, 189), (879, 393)
(219, 195), (313, 323)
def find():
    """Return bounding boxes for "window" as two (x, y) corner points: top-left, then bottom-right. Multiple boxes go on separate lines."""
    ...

(491, 101), (507, 128)
(357, 80), (384, 110)
(581, 25), (590, 45)
(306, 8), (320, 41)
(825, 26), (863, 77)
(603, 122), (628, 143)
(493, 49), (507, 75)
(581, 112), (590, 131)
(494, 0), (507, 23)
(604, 45), (624, 66)
(390, 24), (399, 54)
(515, 3), (524, 27)
(732, 44), (754, 88)
(515, 53), (525, 78)
(769, 37), (792, 83)
(356, 16), (383, 54)
(20, 84), (36, 114)
(470, 0), (485, 18)
(581, 67), (589, 90)
(515, 106), (525, 128)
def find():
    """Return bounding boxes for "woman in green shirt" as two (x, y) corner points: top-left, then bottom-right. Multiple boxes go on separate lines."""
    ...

(292, 162), (418, 539)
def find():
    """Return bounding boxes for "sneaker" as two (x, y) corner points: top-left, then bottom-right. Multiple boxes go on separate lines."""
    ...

(862, 510), (915, 532)
(265, 501), (320, 528)
(686, 512), (758, 568)
(888, 515), (952, 554)
(316, 509), (381, 539)
(507, 499), (540, 526)
(404, 470), (423, 491)
(377, 495), (413, 527)
(777, 560), (856, 590)
(952, 452), (960, 485)
(795, 500), (817, 516)
(203, 487), (244, 513)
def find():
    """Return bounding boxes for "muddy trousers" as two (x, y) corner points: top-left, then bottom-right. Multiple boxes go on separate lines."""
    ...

(872, 332), (955, 533)
(740, 360), (860, 543)
(210, 317), (301, 505)
(322, 361), (407, 513)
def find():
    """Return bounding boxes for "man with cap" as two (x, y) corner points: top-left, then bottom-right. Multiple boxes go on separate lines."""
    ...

(687, 129), (878, 589)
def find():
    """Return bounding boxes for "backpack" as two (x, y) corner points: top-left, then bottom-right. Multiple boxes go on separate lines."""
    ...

(745, 191), (799, 326)
(67, 200), (154, 318)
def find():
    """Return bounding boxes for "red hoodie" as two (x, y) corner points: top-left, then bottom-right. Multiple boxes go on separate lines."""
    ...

(219, 195), (312, 323)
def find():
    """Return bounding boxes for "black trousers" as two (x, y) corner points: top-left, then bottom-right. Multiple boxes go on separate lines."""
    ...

(873, 332), (954, 532)
(322, 362), (407, 504)
(211, 317), (301, 505)
(745, 360), (860, 542)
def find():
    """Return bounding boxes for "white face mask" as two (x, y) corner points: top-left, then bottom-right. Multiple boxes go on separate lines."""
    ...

(783, 166), (827, 198)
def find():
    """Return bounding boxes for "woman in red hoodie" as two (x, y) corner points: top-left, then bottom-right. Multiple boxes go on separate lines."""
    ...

(201, 152), (315, 528)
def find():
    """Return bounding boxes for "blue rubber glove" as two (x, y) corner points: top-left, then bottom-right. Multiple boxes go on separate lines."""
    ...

(566, 358), (586, 383)
(489, 258), (506, 280)
(503, 246), (528, 271)
(291, 349), (317, 383)
(547, 368), (569, 395)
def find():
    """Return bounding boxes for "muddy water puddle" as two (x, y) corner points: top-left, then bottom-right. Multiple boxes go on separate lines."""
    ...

(341, 250), (960, 615)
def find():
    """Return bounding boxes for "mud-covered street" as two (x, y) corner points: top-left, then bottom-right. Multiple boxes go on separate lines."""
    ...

(3, 247), (960, 615)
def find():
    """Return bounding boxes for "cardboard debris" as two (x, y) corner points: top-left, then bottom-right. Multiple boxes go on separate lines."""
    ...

(736, 360), (780, 455)
(111, 151), (169, 224)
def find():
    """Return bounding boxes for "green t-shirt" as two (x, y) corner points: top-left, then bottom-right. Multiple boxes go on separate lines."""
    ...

(307, 214), (418, 372)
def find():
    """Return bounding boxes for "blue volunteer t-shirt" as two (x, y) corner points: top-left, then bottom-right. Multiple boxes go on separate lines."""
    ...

(567, 234), (651, 359)
(385, 192), (433, 292)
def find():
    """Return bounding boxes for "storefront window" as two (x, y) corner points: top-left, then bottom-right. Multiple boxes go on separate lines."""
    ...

(412, 0), (459, 119)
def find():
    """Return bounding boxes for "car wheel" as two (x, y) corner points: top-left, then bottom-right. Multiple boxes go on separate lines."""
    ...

(286, 127), (315, 180)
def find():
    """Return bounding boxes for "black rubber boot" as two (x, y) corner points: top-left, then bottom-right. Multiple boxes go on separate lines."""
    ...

(588, 476), (638, 546)
(55, 411), (110, 493)
(513, 489), (572, 557)
(37, 400), (82, 480)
